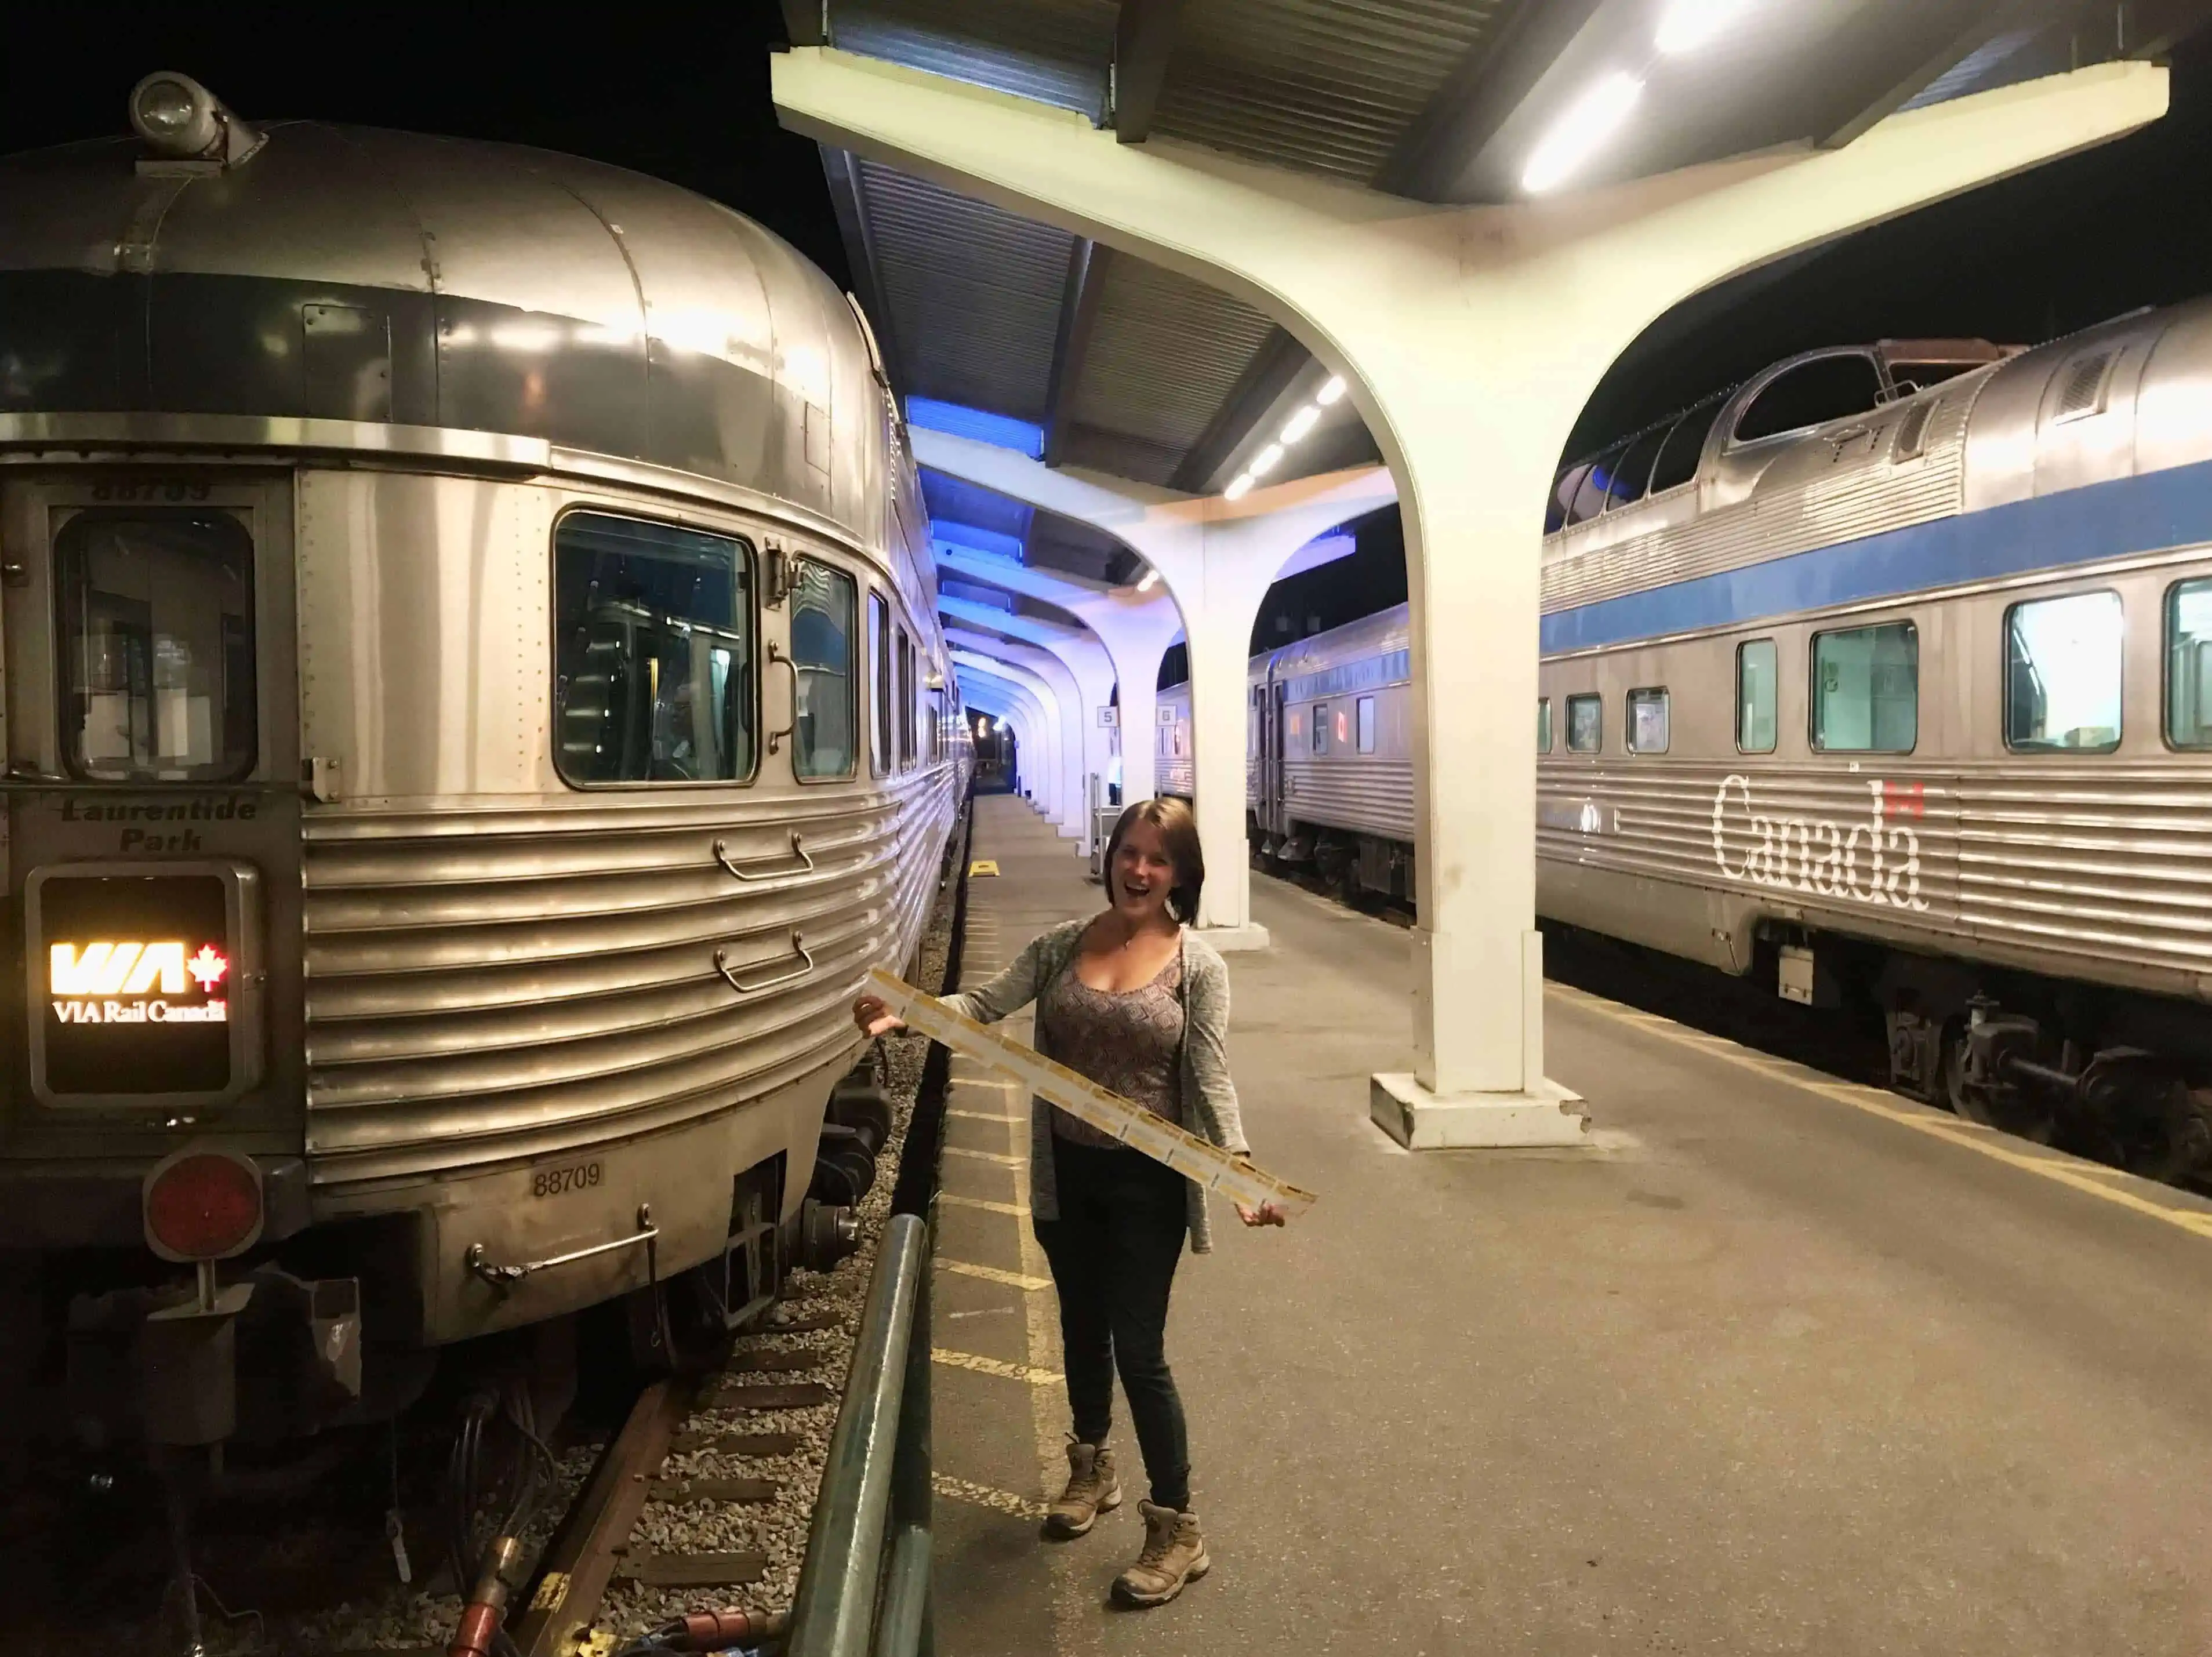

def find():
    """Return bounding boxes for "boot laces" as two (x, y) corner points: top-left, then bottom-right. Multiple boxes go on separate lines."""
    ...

(1138, 1511), (1176, 1568)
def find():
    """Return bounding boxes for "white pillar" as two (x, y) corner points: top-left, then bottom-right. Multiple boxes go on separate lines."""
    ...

(783, 49), (2169, 1140)
(959, 675), (1047, 809)
(953, 652), (1067, 819)
(919, 431), (1393, 948)
(945, 627), (1085, 841)
(935, 550), (1182, 809)
(939, 597), (1118, 849)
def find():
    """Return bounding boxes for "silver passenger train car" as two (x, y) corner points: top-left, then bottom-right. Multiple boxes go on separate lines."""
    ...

(0, 77), (968, 1455)
(1169, 296), (2212, 1179)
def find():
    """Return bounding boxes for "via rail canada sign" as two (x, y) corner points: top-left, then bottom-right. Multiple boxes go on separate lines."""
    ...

(1709, 775), (1930, 912)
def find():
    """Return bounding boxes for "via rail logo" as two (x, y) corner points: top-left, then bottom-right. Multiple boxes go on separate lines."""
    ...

(49, 940), (231, 1024)
(1709, 775), (1930, 912)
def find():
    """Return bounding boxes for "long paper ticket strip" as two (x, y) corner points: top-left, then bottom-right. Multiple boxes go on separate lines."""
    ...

(868, 967), (1317, 1219)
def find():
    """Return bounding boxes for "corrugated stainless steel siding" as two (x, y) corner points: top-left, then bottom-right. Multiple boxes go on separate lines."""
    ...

(1152, 0), (1514, 182)
(302, 772), (958, 1183)
(1073, 256), (1277, 484)
(1536, 758), (2212, 1001)
(831, 0), (1116, 120)
(855, 161), (1075, 422)
(1542, 401), (1972, 617)
(1282, 756), (1417, 840)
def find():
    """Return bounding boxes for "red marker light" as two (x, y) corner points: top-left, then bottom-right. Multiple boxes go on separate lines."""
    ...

(143, 1148), (264, 1262)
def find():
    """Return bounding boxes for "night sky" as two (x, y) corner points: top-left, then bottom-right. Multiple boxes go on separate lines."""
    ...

(9, 7), (2211, 654)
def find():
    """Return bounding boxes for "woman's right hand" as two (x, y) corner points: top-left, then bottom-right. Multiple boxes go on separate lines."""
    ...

(852, 994), (906, 1038)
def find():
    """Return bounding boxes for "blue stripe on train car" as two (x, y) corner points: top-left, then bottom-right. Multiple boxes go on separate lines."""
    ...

(1539, 456), (2212, 655)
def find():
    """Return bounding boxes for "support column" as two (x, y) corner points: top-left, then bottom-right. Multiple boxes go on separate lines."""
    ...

(782, 49), (2169, 1142)
(959, 682), (1043, 808)
(919, 431), (1392, 949)
(953, 653), (1069, 820)
(945, 627), (1085, 841)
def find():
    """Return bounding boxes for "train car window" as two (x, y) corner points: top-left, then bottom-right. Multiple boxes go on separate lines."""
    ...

(1737, 639), (1778, 753)
(1312, 702), (1328, 754)
(1537, 697), (1552, 753)
(1886, 361), (1982, 396)
(869, 593), (892, 776)
(897, 630), (916, 767)
(59, 509), (258, 783)
(1649, 399), (1721, 495)
(1567, 448), (1618, 525)
(1546, 464), (1590, 534)
(1357, 696), (1376, 753)
(1566, 693), (1601, 754)
(1605, 426), (1670, 510)
(2005, 591), (2122, 753)
(2166, 579), (2212, 748)
(1733, 354), (1883, 444)
(790, 559), (858, 779)
(1627, 688), (1669, 754)
(553, 512), (753, 786)
(1811, 622), (1917, 753)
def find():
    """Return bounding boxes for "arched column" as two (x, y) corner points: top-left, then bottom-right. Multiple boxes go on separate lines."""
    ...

(945, 627), (1085, 841)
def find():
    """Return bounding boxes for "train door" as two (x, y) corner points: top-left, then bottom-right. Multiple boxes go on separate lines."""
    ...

(1263, 675), (1290, 837)
(0, 467), (304, 1167)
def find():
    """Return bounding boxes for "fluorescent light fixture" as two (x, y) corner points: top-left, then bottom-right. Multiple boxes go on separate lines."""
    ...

(1521, 70), (1644, 195)
(1656, 0), (1753, 56)
(1224, 473), (1255, 501)
(1248, 442), (1285, 478)
(1280, 405), (1320, 444)
(1136, 569), (1160, 593)
(1316, 376), (1346, 406)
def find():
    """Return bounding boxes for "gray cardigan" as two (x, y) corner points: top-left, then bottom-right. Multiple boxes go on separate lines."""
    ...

(938, 917), (1250, 1253)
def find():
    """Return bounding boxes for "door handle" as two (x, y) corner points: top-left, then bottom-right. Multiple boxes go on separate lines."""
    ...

(467, 1205), (658, 1289)
(714, 831), (815, 882)
(714, 931), (815, 995)
(766, 642), (798, 756)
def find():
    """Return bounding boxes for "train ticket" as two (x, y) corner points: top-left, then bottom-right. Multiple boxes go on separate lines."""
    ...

(867, 968), (1317, 1220)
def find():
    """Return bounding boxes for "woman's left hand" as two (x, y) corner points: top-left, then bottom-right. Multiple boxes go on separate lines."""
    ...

(1236, 1201), (1287, 1228)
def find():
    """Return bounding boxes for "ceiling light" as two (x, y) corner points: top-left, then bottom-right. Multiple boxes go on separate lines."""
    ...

(1656, 0), (1753, 56)
(1248, 442), (1285, 478)
(1136, 569), (1160, 593)
(1316, 376), (1346, 406)
(1280, 405), (1320, 444)
(1224, 474), (1255, 501)
(1521, 70), (1644, 195)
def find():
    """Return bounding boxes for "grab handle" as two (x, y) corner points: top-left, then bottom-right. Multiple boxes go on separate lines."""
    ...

(467, 1205), (657, 1289)
(767, 642), (798, 756)
(715, 831), (815, 882)
(715, 931), (815, 995)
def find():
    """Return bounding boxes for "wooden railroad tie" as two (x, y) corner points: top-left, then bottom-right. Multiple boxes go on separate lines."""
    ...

(723, 1349), (820, 1374)
(615, 1550), (769, 1589)
(667, 1427), (802, 1458)
(710, 1382), (835, 1411)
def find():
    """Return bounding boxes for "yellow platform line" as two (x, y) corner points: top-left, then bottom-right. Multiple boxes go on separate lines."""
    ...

(1552, 982), (2212, 1243)
(945, 1146), (1024, 1167)
(932, 1473), (1046, 1521)
(949, 1109), (1022, 1124)
(939, 1193), (1026, 1217)
(934, 1348), (1064, 1386)
(940, 1258), (1051, 1292)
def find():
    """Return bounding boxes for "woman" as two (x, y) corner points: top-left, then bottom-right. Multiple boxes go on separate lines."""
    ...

(853, 797), (1281, 1608)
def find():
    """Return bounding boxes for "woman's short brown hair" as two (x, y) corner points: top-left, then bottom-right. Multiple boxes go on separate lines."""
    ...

(1105, 797), (1204, 924)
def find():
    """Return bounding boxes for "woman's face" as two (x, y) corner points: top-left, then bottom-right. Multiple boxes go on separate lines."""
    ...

(1111, 819), (1178, 924)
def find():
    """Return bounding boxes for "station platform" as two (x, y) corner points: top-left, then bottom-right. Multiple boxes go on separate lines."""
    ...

(926, 794), (2212, 1654)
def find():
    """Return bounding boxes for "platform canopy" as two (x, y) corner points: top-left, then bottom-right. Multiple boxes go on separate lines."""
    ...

(784, 0), (2200, 529)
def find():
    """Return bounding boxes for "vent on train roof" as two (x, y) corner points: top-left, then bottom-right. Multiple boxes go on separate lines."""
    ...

(2053, 350), (2113, 423)
(1894, 398), (1937, 460)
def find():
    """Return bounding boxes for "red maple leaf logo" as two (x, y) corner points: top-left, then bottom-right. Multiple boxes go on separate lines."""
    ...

(187, 946), (229, 993)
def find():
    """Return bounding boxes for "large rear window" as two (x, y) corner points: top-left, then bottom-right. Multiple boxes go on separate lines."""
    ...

(59, 510), (257, 783)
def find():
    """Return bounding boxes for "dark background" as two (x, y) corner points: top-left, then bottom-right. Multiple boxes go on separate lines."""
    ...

(8, 6), (2209, 651)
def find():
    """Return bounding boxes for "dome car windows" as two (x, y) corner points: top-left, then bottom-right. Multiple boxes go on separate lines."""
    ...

(1733, 354), (1883, 444)
(554, 512), (754, 786)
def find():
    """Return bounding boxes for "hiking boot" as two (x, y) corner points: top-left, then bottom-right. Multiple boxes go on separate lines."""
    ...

(1112, 1500), (1209, 1607)
(1044, 1440), (1121, 1539)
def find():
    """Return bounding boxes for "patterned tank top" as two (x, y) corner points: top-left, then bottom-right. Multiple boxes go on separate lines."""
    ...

(1037, 948), (1185, 1148)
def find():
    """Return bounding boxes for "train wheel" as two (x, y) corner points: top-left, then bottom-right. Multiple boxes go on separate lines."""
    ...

(1942, 1022), (2055, 1144)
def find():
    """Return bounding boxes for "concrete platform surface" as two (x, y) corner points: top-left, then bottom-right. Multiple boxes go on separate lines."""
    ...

(927, 795), (2212, 1655)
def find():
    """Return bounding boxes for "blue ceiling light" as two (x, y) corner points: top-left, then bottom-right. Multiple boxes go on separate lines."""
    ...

(907, 397), (1046, 458)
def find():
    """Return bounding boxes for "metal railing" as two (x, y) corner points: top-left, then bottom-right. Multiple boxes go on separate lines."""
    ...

(784, 1211), (934, 1657)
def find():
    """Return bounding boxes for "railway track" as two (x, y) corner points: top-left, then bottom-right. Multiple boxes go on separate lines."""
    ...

(0, 815), (969, 1657)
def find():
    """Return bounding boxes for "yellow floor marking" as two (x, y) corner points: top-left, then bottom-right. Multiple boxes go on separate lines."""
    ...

(969, 860), (1001, 877)
(948, 1109), (1022, 1123)
(932, 1473), (1047, 1521)
(934, 1348), (1065, 1386)
(950, 1075), (1022, 1092)
(945, 1146), (1024, 1167)
(940, 1258), (1052, 1291)
(939, 1192), (1026, 1216)
(1552, 982), (2212, 1242)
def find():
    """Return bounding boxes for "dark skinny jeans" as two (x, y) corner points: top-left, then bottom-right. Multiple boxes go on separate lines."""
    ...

(1031, 1138), (1191, 1511)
